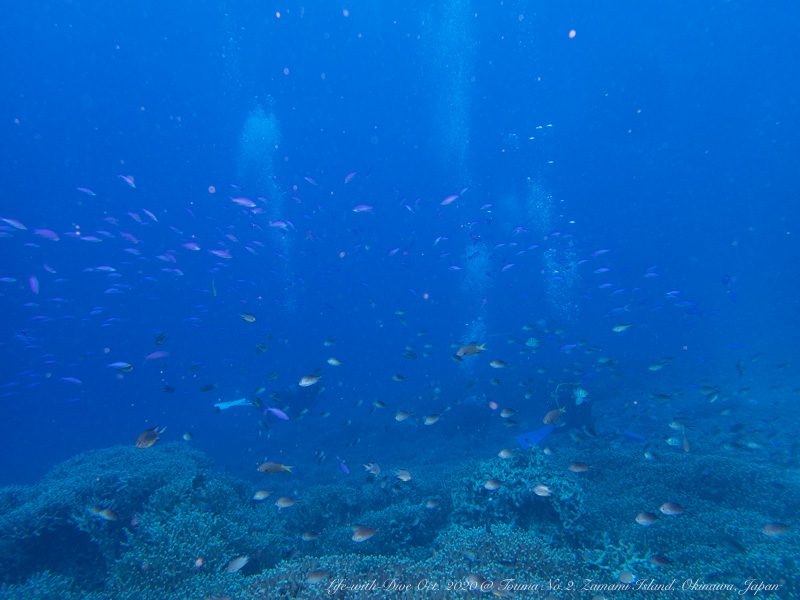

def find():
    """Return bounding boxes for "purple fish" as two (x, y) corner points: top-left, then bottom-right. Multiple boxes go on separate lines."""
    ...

(265, 407), (289, 420)
(34, 229), (59, 241)
(352, 205), (373, 213)
(230, 197), (256, 208)
(339, 460), (349, 474)
(120, 233), (140, 243)
(118, 174), (136, 188)
(344, 171), (357, 183)
(108, 362), (133, 370)
(1, 218), (26, 230)
(145, 351), (169, 360)
(61, 377), (82, 384)
(29, 275), (39, 294)
(441, 194), (459, 206)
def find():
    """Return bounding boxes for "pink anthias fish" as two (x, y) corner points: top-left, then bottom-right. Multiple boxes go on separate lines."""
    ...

(344, 172), (357, 183)
(1, 218), (26, 230)
(76, 187), (96, 196)
(120, 233), (140, 244)
(209, 249), (232, 259)
(265, 407), (289, 420)
(230, 197), (256, 208)
(118, 175), (136, 188)
(145, 351), (169, 360)
(353, 205), (373, 213)
(29, 275), (39, 294)
(34, 229), (59, 241)
(441, 194), (459, 206)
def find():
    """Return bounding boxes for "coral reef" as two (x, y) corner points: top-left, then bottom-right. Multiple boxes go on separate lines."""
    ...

(0, 440), (797, 599)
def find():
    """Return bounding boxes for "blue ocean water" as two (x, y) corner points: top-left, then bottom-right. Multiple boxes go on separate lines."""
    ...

(1, 1), (798, 598)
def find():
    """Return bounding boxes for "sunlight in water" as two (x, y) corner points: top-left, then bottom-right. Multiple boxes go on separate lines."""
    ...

(237, 104), (295, 311)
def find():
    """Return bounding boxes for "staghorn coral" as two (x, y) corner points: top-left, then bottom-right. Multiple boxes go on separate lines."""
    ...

(446, 448), (587, 540)
(0, 570), (108, 600)
(0, 443), (286, 597)
(0, 439), (797, 600)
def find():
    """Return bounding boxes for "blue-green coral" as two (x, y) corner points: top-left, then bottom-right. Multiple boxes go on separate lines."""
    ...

(0, 441), (797, 600)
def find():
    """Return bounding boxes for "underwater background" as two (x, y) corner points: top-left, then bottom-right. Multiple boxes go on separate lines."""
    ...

(1, 1), (798, 598)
